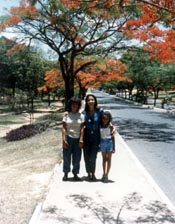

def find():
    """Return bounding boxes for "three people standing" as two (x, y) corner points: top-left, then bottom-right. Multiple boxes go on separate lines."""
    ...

(62, 93), (115, 182)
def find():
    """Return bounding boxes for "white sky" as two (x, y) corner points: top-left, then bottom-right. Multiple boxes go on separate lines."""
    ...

(0, 0), (52, 58)
(0, 0), (21, 39)
(0, 0), (21, 15)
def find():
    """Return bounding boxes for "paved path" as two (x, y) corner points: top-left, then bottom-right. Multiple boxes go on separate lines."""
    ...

(30, 132), (175, 224)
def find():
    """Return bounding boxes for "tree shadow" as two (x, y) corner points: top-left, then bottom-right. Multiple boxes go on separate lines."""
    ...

(135, 200), (175, 223)
(42, 192), (175, 223)
(148, 111), (175, 120)
(68, 192), (175, 224)
(43, 206), (75, 224)
(98, 99), (175, 143)
(67, 192), (140, 224)
(43, 205), (58, 214)
(113, 118), (175, 143)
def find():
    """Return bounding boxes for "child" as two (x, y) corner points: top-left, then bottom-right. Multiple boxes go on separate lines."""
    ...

(99, 110), (115, 182)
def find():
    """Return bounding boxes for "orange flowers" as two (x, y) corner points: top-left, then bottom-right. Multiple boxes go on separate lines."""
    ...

(38, 69), (64, 92)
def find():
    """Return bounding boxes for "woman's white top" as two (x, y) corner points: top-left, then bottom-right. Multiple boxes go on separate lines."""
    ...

(63, 112), (84, 138)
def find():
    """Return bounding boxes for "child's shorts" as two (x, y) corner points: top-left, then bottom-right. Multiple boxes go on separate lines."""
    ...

(100, 139), (113, 152)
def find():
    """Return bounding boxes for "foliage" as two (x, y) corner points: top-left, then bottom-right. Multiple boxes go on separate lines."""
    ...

(76, 57), (127, 87)
(4, 122), (49, 141)
(0, 36), (56, 111)
(0, 36), (47, 94)
(100, 80), (119, 94)
(120, 49), (175, 105)
(0, 1), (144, 107)
(38, 68), (64, 92)
(1, 0), (175, 108)
(122, 0), (175, 63)
(56, 85), (65, 99)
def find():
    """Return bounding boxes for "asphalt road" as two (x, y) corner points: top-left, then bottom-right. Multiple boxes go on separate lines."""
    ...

(89, 89), (175, 206)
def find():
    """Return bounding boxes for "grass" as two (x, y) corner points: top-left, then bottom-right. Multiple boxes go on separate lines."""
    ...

(0, 113), (29, 126)
(0, 109), (63, 224)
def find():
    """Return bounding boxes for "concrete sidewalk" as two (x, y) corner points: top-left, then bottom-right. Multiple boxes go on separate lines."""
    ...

(30, 133), (175, 224)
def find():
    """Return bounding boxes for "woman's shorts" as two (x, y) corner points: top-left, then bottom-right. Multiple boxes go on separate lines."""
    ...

(100, 139), (113, 152)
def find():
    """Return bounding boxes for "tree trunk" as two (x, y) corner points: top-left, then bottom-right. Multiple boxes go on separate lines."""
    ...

(64, 77), (74, 110)
(48, 93), (51, 106)
(59, 55), (75, 110)
(79, 86), (87, 100)
(153, 90), (157, 106)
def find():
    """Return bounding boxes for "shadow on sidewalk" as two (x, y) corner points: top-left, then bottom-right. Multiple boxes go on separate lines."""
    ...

(42, 192), (175, 223)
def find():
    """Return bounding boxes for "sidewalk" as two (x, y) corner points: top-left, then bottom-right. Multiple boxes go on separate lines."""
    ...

(30, 132), (175, 224)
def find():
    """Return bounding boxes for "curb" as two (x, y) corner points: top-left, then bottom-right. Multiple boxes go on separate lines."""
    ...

(28, 163), (60, 224)
(115, 96), (175, 116)
(28, 203), (43, 224)
(117, 132), (175, 211)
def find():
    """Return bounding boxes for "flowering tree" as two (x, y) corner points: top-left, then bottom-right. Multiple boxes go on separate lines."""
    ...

(76, 57), (127, 98)
(1, 0), (175, 108)
(38, 68), (64, 105)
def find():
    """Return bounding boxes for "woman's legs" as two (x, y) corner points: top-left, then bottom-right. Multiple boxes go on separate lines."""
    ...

(83, 144), (91, 175)
(83, 142), (98, 181)
(89, 143), (98, 178)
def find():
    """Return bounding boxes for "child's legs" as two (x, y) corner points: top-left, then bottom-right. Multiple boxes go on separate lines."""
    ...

(100, 139), (113, 176)
(106, 152), (112, 176)
(101, 139), (108, 175)
(102, 152), (107, 174)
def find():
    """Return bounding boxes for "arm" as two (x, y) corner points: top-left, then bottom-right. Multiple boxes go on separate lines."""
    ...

(62, 121), (68, 148)
(110, 124), (116, 153)
(110, 123), (115, 136)
(79, 122), (84, 149)
(112, 135), (116, 153)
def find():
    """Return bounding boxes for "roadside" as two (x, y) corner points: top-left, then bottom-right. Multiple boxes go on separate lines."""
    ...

(0, 105), (63, 224)
(115, 95), (175, 116)
(115, 91), (175, 114)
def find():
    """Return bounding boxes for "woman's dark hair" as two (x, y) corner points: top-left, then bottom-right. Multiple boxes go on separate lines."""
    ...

(84, 94), (98, 111)
(68, 96), (81, 112)
(101, 110), (112, 126)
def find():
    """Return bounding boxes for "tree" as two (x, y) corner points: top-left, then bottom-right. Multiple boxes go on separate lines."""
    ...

(123, 0), (175, 63)
(76, 57), (127, 98)
(121, 49), (175, 105)
(0, 36), (50, 111)
(38, 68), (64, 105)
(1, 0), (175, 109)
(0, 37), (18, 96)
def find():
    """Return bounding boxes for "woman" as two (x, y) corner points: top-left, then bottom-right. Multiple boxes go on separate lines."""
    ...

(62, 96), (84, 181)
(83, 94), (103, 181)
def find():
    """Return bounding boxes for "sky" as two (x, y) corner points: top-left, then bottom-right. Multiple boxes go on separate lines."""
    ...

(0, 0), (51, 57)
(0, 0), (21, 15)
(0, 0), (22, 39)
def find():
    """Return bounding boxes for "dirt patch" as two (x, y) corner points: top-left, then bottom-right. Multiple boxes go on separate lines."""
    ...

(0, 110), (63, 224)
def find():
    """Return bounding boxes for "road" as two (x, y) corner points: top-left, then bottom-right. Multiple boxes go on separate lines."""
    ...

(89, 89), (175, 206)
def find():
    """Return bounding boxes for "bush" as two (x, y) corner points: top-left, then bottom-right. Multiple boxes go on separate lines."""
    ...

(4, 122), (49, 142)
